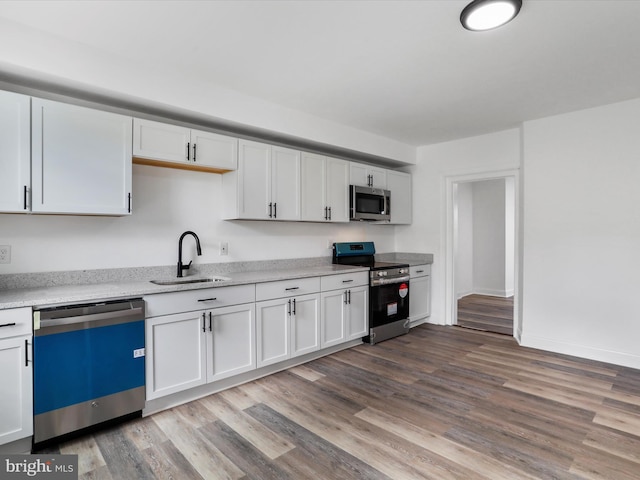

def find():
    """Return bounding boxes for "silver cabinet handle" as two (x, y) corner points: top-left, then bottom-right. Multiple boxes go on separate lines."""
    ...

(285, 287), (299, 291)
(202, 312), (206, 332)
(342, 279), (354, 283)
(416, 270), (424, 274)
(197, 298), (217, 302)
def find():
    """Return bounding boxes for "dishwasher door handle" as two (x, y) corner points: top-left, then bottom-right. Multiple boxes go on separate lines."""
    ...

(37, 305), (145, 334)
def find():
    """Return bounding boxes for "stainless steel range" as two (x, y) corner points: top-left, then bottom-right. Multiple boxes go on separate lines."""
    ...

(333, 242), (410, 344)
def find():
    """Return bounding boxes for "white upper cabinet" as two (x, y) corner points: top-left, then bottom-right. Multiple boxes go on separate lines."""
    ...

(222, 140), (300, 220)
(133, 118), (237, 172)
(387, 170), (412, 224)
(300, 152), (349, 222)
(0, 91), (30, 213)
(350, 163), (387, 189)
(31, 98), (133, 215)
(271, 146), (301, 221)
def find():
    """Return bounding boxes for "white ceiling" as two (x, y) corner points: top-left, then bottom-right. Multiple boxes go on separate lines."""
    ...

(1, 0), (640, 147)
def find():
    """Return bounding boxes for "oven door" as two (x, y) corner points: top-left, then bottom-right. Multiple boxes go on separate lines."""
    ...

(369, 280), (410, 328)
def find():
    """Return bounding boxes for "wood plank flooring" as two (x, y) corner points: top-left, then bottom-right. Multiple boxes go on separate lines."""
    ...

(457, 294), (514, 335)
(38, 324), (640, 479)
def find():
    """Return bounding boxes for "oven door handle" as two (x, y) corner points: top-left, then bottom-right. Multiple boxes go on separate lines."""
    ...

(370, 275), (410, 286)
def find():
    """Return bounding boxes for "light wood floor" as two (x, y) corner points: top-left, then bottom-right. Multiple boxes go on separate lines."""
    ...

(458, 294), (514, 335)
(39, 324), (640, 479)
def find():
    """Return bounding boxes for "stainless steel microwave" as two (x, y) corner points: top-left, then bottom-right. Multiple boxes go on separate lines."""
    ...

(350, 185), (391, 221)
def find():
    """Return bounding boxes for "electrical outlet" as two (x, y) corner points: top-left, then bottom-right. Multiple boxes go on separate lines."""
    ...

(133, 348), (145, 358)
(220, 242), (228, 256)
(0, 245), (10, 264)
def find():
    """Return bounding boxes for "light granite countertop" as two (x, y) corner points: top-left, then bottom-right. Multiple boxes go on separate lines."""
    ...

(0, 253), (433, 310)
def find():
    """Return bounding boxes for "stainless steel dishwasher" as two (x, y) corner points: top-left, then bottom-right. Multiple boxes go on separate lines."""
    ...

(33, 298), (145, 446)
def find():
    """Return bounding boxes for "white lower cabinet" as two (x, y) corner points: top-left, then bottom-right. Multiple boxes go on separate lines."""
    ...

(146, 311), (206, 400)
(409, 265), (431, 324)
(0, 307), (33, 446)
(256, 293), (320, 368)
(145, 302), (255, 400)
(320, 271), (369, 348)
(255, 277), (321, 367)
(321, 285), (368, 348)
(206, 303), (256, 382)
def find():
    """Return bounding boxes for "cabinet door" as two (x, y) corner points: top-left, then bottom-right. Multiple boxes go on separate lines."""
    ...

(237, 140), (271, 219)
(291, 294), (320, 358)
(320, 290), (347, 348)
(133, 118), (190, 164)
(145, 311), (206, 400)
(387, 170), (412, 225)
(349, 163), (369, 187)
(0, 91), (30, 213)
(409, 274), (431, 321)
(206, 303), (255, 382)
(0, 335), (33, 445)
(32, 99), (133, 215)
(347, 286), (369, 339)
(300, 152), (327, 222)
(271, 146), (300, 220)
(326, 157), (350, 222)
(191, 129), (238, 170)
(349, 163), (387, 188)
(256, 299), (290, 367)
(368, 166), (387, 189)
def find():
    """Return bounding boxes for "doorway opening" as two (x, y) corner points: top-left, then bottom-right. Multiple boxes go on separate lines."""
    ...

(445, 170), (520, 339)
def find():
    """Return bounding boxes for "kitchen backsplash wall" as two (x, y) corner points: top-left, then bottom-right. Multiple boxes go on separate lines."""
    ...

(0, 164), (396, 275)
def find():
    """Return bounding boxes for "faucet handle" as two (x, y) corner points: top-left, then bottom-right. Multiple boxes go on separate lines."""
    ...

(184, 260), (193, 271)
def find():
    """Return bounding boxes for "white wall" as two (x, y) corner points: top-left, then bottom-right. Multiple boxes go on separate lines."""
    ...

(396, 128), (521, 325)
(0, 17), (415, 165)
(0, 165), (396, 274)
(455, 178), (514, 300)
(521, 98), (640, 368)
(473, 179), (507, 297)
(455, 183), (474, 297)
(505, 177), (515, 297)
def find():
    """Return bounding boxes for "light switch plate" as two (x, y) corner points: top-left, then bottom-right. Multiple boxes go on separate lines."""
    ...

(0, 245), (10, 264)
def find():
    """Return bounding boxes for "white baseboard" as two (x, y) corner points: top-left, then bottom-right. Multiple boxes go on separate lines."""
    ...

(474, 288), (509, 297)
(520, 333), (640, 370)
(458, 289), (511, 299)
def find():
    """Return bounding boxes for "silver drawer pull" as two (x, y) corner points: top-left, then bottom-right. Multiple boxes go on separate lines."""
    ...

(416, 270), (424, 274)
(285, 287), (300, 291)
(0, 322), (17, 328)
(197, 298), (217, 302)
(342, 279), (354, 283)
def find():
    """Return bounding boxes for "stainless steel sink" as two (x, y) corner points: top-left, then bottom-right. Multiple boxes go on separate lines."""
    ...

(150, 276), (230, 286)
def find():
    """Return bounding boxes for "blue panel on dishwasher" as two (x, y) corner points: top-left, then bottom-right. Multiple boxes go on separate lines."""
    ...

(34, 320), (145, 415)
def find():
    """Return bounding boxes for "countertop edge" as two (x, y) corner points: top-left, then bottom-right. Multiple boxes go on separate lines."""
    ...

(0, 265), (370, 310)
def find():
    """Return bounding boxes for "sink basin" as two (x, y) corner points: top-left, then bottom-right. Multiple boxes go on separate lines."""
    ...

(150, 276), (230, 286)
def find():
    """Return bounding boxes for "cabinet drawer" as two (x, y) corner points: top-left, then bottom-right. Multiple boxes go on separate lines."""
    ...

(0, 307), (32, 338)
(256, 277), (320, 301)
(321, 271), (369, 291)
(145, 284), (255, 317)
(410, 265), (431, 278)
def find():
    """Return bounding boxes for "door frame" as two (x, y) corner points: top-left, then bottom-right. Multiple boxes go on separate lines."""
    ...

(443, 168), (521, 341)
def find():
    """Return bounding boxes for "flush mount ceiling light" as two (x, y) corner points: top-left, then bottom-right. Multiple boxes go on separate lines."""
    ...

(460, 0), (522, 31)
